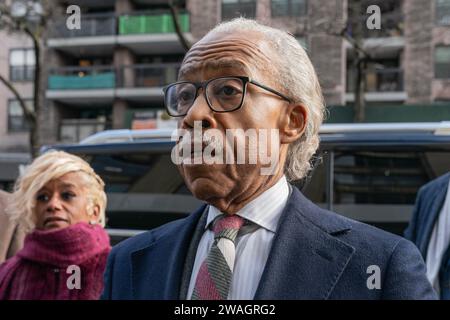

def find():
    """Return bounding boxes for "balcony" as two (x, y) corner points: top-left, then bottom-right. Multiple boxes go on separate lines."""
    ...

(47, 63), (180, 104)
(48, 11), (192, 56)
(117, 63), (178, 87)
(366, 68), (404, 92)
(47, 66), (116, 105)
(119, 11), (189, 35)
(48, 66), (116, 90)
(116, 63), (179, 102)
(346, 67), (406, 102)
(48, 13), (116, 38)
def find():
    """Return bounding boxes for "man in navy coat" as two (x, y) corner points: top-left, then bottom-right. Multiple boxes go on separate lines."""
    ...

(405, 172), (450, 299)
(101, 18), (437, 300)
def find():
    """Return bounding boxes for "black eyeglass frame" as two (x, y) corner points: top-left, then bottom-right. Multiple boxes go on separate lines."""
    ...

(162, 76), (292, 117)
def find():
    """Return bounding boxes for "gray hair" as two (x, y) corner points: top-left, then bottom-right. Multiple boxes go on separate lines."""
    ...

(205, 18), (325, 181)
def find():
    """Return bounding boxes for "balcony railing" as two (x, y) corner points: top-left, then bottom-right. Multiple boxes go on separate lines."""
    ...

(366, 68), (404, 92)
(222, 1), (257, 20)
(48, 66), (116, 90)
(48, 11), (190, 38)
(117, 63), (180, 88)
(60, 118), (111, 143)
(347, 68), (404, 93)
(119, 11), (190, 35)
(48, 13), (117, 38)
(48, 64), (180, 90)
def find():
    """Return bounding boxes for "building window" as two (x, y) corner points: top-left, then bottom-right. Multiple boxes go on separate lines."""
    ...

(271, 0), (307, 17)
(435, 46), (450, 79)
(436, 0), (450, 26)
(9, 49), (35, 82)
(8, 99), (33, 133)
(222, 0), (256, 20)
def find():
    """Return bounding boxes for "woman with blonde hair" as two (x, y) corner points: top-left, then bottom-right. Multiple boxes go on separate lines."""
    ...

(0, 151), (110, 300)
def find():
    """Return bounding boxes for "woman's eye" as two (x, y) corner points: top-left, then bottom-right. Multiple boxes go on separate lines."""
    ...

(36, 194), (48, 202)
(61, 192), (75, 200)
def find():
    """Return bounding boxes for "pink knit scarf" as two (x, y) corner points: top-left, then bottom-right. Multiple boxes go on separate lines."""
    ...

(0, 222), (111, 300)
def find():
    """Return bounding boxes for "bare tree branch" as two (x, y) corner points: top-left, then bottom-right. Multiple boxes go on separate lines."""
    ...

(0, 73), (36, 123)
(168, 0), (191, 52)
(0, 1), (47, 158)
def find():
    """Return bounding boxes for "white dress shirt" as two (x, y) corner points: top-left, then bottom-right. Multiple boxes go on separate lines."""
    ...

(187, 176), (290, 300)
(426, 179), (450, 295)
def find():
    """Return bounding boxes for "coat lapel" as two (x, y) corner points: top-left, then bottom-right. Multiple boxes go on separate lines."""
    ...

(130, 205), (207, 299)
(254, 188), (355, 299)
(418, 175), (450, 256)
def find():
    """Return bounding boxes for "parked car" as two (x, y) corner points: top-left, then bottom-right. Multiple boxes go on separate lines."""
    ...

(41, 122), (450, 244)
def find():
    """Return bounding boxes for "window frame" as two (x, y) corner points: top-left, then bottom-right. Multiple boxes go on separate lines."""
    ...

(221, 0), (257, 20)
(270, 0), (307, 18)
(436, 0), (450, 26)
(9, 48), (36, 82)
(7, 98), (34, 133)
(434, 45), (450, 79)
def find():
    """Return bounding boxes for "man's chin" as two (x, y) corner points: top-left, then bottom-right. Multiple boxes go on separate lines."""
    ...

(187, 176), (228, 201)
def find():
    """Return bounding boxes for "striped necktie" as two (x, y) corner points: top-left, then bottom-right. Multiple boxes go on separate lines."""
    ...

(191, 214), (244, 300)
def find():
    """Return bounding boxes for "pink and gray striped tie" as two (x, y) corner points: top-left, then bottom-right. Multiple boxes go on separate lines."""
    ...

(192, 214), (244, 300)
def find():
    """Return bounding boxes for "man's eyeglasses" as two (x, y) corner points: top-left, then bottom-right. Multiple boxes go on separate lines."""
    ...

(162, 76), (291, 117)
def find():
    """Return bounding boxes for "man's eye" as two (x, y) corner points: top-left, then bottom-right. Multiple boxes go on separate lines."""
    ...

(217, 85), (240, 96)
(178, 90), (194, 102)
(36, 194), (49, 202)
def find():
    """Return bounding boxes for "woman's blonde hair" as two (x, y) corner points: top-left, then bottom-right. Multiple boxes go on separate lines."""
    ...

(6, 151), (107, 232)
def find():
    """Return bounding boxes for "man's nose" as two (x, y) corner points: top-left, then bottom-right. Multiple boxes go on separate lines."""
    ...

(46, 194), (62, 212)
(181, 91), (216, 129)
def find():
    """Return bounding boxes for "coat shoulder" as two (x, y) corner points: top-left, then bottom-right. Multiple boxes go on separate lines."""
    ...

(111, 215), (192, 255)
(417, 172), (450, 198)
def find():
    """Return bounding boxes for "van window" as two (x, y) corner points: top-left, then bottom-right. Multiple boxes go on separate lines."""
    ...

(302, 150), (450, 235)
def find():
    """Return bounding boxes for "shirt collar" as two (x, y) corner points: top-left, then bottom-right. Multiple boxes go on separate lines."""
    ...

(205, 176), (290, 233)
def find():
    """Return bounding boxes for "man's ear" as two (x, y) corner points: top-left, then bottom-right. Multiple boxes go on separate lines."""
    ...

(280, 103), (307, 144)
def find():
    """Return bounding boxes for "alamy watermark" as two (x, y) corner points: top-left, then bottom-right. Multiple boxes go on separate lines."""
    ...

(366, 5), (381, 30)
(366, 265), (381, 290)
(66, 264), (81, 290)
(170, 121), (280, 176)
(65, 5), (81, 30)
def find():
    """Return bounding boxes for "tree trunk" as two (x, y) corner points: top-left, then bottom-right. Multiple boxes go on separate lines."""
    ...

(354, 58), (366, 122)
(0, 73), (37, 156)
(168, 1), (191, 52)
(24, 27), (41, 158)
(350, 0), (366, 123)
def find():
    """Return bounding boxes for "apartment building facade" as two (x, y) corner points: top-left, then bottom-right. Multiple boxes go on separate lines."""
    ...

(1, 0), (450, 187)
(0, 29), (33, 189)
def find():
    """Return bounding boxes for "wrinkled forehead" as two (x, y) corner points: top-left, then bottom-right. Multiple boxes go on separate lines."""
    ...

(179, 30), (276, 81)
